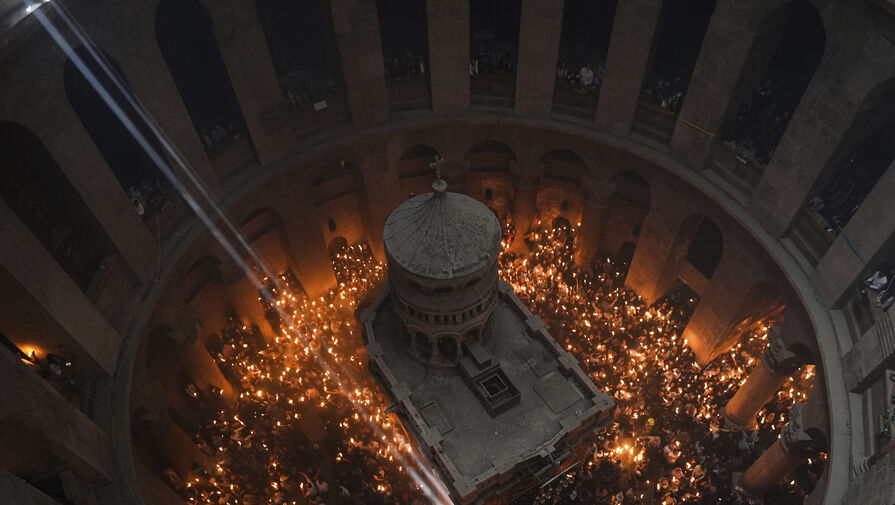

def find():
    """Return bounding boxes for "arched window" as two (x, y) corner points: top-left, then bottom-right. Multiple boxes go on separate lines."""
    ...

(553, 0), (618, 118)
(470, 0), (521, 107)
(686, 217), (723, 279)
(155, 0), (247, 158)
(540, 149), (587, 185)
(0, 122), (110, 291)
(64, 46), (170, 214)
(721, 2), (825, 165)
(256, 0), (343, 107)
(465, 141), (516, 172)
(376, 0), (432, 111)
(636, 0), (716, 139)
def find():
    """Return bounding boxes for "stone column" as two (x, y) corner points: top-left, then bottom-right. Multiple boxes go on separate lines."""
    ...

(428, 0), (469, 112)
(514, 0), (564, 116)
(723, 327), (808, 430)
(329, 0), (389, 126)
(595, 0), (663, 133)
(742, 403), (820, 497)
(573, 177), (615, 268)
(509, 161), (544, 254)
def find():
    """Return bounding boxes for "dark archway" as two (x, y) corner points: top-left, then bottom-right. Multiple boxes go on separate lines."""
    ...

(686, 216), (723, 279)
(0, 122), (109, 291)
(256, 0), (343, 106)
(639, 0), (716, 116)
(470, 0), (521, 107)
(540, 149), (587, 185)
(602, 170), (650, 257)
(552, 0), (618, 118)
(63, 46), (170, 214)
(437, 336), (458, 362)
(721, 2), (825, 165)
(155, 0), (247, 158)
(328, 236), (349, 255)
(807, 80), (895, 233)
(376, 0), (431, 111)
(399, 145), (440, 179)
(465, 141), (516, 172)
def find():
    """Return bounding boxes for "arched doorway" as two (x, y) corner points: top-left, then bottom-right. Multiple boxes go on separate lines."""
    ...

(552, 0), (618, 118)
(794, 79), (895, 262)
(255, 0), (343, 107)
(376, 0), (431, 111)
(63, 46), (170, 215)
(721, 2), (825, 166)
(469, 0), (521, 107)
(155, 0), (248, 159)
(634, 0), (716, 142)
(0, 122), (109, 291)
(602, 170), (650, 258)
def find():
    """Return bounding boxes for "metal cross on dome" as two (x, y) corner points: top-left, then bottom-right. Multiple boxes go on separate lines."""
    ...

(428, 155), (445, 180)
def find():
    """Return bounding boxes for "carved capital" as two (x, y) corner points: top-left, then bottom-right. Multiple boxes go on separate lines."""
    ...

(581, 176), (616, 208)
(762, 326), (808, 376)
(780, 403), (822, 458)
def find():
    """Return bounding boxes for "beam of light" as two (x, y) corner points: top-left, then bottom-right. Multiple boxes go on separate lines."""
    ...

(31, 3), (453, 503)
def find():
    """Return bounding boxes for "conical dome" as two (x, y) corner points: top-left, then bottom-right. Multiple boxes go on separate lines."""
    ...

(383, 181), (501, 280)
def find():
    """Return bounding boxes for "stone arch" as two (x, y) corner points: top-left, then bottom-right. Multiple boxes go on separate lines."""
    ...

(255, 0), (343, 105)
(654, 214), (724, 301)
(63, 46), (170, 215)
(155, 0), (248, 159)
(686, 215), (723, 279)
(310, 160), (362, 203)
(241, 207), (291, 277)
(552, 216), (572, 230)
(328, 236), (349, 255)
(539, 149), (587, 185)
(145, 325), (178, 371)
(552, 0), (618, 117)
(469, 0), (521, 106)
(721, 1), (826, 165)
(0, 121), (110, 292)
(399, 144), (441, 179)
(184, 256), (223, 303)
(714, 280), (786, 357)
(437, 336), (459, 362)
(602, 169), (651, 257)
(640, 0), (717, 116)
(376, 0), (429, 81)
(804, 78), (895, 236)
(465, 141), (517, 172)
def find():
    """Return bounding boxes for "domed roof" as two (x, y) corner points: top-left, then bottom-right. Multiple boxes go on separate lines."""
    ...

(383, 181), (501, 280)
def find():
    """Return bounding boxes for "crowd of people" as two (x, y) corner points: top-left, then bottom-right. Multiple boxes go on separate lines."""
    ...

(500, 221), (824, 504)
(200, 123), (245, 157)
(641, 77), (686, 114)
(806, 152), (885, 234)
(470, 49), (516, 76)
(128, 178), (170, 217)
(556, 60), (605, 93)
(280, 70), (340, 108)
(384, 51), (427, 80)
(722, 80), (793, 166)
(175, 220), (824, 505)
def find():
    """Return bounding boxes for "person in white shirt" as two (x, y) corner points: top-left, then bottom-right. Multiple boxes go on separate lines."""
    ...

(577, 64), (594, 88)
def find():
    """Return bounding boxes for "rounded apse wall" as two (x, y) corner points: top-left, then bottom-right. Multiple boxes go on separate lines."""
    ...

(124, 118), (834, 505)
